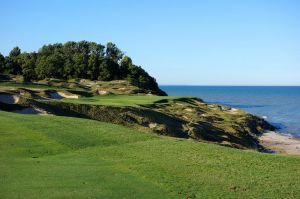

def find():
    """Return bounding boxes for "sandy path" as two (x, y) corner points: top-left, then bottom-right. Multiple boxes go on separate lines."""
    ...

(259, 131), (300, 156)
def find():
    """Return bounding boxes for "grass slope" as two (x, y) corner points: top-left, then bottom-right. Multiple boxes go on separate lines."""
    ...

(0, 111), (299, 199)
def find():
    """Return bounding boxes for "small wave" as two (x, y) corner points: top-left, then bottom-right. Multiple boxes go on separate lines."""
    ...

(270, 122), (287, 130)
(208, 102), (266, 109)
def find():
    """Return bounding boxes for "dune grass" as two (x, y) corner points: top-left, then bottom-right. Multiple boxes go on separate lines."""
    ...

(0, 111), (299, 199)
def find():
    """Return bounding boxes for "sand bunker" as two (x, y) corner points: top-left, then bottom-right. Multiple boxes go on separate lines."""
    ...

(57, 91), (78, 99)
(48, 91), (78, 99)
(227, 108), (238, 114)
(98, 90), (109, 95)
(0, 94), (20, 104)
(13, 107), (48, 115)
(260, 131), (300, 156)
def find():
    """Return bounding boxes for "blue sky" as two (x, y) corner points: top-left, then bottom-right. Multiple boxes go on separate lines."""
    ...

(1, 0), (300, 85)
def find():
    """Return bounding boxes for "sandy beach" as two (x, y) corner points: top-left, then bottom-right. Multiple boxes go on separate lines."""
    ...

(259, 131), (300, 155)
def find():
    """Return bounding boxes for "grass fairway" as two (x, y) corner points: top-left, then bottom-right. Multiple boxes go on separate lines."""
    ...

(61, 95), (183, 106)
(0, 82), (63, 90)
(0, 111), (299, 199)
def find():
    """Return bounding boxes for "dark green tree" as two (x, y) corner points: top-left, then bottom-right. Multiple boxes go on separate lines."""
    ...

(19, 53), (37, 81)
(35, 53), (64, 79)
(72, 53), (88, 78)
(62, 41), (76, 79)
(105, 42), (123, 63)
(9, 46), (21, 57)
(87, 54), (100, 80)
(98, 58), (120, 81)
(5, 47), (22, 74)
(0, 53), (5, 73)
(120, 56), (132, 78)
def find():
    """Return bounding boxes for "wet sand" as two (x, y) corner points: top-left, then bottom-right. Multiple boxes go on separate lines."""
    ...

(259, 131), (300, 156)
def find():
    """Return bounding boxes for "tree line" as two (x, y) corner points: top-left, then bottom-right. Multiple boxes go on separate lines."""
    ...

(0, 41), (163, 93)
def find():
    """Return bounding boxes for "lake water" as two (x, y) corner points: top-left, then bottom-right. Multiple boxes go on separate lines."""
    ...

(160, 86), (300, 138)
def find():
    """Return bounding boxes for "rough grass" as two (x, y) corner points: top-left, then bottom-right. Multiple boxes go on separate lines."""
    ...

(0, 111), (299, 199)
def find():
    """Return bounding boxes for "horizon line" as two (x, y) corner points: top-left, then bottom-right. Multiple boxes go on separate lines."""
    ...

(159, 84), (300, 87)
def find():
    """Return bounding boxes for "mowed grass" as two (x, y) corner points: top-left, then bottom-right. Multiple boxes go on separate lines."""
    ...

(61, 95), (183, 106)
(0, 111), (299, 199)
(0, 81), (63, 90)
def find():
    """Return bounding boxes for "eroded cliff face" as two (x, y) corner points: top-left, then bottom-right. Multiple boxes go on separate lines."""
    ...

(0, 86), (274, 150)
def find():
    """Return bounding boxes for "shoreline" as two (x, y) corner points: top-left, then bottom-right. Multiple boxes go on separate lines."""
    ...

(259, 131), (300, 155)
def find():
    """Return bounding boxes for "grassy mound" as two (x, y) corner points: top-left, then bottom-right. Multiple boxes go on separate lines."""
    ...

(0, 111), (299, 199)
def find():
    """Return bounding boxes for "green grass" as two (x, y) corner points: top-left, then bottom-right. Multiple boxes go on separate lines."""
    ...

(0, 111), (299, 199)
(0, 81), (63, 90)
(61, 95), (184, 106)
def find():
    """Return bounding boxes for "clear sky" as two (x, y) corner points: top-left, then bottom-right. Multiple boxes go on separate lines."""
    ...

(1, 0), (300, 85)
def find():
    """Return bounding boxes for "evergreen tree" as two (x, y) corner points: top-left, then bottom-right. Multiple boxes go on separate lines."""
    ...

(105, 42), (123, 63)
(0, 53), (5, 73)
(5, 47), (22, 74)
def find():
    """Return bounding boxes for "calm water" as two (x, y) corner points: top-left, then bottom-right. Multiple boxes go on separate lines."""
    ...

(160, 86), (300, 138)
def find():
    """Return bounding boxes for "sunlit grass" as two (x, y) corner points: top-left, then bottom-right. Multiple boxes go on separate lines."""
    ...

(61, 95), (185, 106)
(0, 111), (299, 198)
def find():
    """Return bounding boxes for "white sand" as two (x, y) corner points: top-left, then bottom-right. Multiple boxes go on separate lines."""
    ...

(98, 90), (108, 95)
(49, 91), (78, 99)
(57, 91), (78, 99)
(259, 131), (300, 155)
